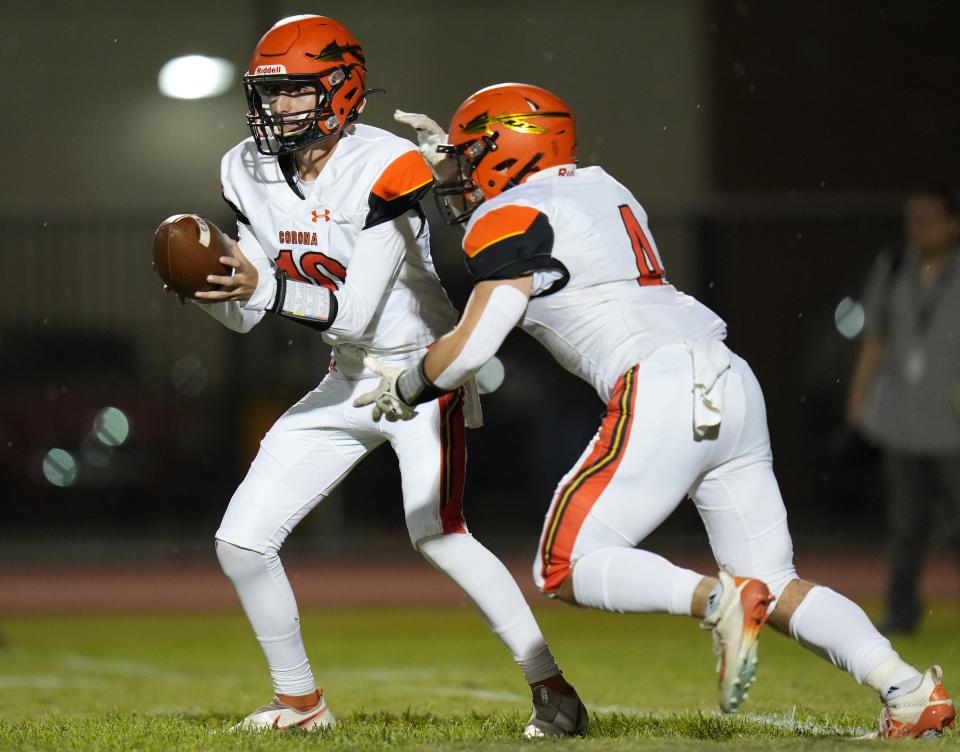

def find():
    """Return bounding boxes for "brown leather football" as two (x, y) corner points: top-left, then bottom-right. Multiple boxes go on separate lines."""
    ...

(152, 214), (231, 297)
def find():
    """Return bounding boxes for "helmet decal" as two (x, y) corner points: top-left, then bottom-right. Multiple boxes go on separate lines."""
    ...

(461, 111), (572, 136)
(305, 40), (366, 64)
(254, 64), (287, 75)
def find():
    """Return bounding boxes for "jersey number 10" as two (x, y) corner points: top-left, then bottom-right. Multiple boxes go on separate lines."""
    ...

(618, 204), (666, 286)
(276, 249), (346, 291)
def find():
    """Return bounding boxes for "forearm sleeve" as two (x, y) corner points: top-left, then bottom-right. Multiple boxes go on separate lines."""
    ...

(324, 213), (413, 342)
(431, 284), (528, 390)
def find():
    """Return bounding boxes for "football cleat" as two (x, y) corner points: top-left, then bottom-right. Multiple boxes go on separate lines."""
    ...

(230, 694), (336, 731)
(523, 684), (589, 738)
(878, 666), (956, 739)
(700, 570), (774, 714)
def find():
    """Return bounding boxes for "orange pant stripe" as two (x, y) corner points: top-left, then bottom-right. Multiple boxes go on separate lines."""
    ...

(540, 367), (638, 591)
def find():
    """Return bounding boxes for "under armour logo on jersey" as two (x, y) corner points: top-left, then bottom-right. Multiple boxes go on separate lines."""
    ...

(311, 209), (331, 223)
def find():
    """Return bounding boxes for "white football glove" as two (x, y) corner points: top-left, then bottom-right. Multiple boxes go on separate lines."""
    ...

(393, 109), (459, 182)
(353, 356), (418, 422)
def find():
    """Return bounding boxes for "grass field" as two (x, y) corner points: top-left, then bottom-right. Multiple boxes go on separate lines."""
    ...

(1, 602), (958, 750)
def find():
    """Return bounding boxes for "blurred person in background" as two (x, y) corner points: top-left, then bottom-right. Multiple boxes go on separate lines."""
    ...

(846, 186), (960, 636)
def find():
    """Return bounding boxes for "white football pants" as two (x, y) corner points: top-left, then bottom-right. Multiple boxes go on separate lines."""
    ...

(533, 342), (905, 692)
(216, 372), (558, 695)
(534, 343), (795, 595)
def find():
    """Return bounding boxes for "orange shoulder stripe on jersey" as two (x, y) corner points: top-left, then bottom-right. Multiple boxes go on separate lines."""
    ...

(463, 205), (541, 258)
(370, 150), (434, 202)
(539, 367), (638, 592)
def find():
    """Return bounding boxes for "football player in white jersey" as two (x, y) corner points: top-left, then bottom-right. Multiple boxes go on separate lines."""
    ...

(358, 83), (956, 738)
(185, 22), (587, 735)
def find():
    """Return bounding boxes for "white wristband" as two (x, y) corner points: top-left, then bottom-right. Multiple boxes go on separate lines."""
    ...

(281, 280), (332, 322)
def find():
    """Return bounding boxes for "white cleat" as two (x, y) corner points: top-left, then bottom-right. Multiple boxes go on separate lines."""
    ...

(523, 684), (589, 737)
(877, 666), (956, 739)
(700, 570), (774, 714)
(229, 694), (336, 731)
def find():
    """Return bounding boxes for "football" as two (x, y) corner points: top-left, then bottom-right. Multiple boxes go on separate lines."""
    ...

(152, 214), (231, 297)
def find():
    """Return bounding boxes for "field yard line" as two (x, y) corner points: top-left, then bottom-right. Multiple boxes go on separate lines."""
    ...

(333, 667), (442, 681)
(427, 687), (648, 715)
(591, 703), (647, 714)
(58, 653), (190, 681)
(0, 674), (108, 689)
(430, 686), (528, 703)
(740, 711), (872, 737)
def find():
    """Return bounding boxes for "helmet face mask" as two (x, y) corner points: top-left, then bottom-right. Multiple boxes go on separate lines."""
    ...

(243, 15), (368, 157)
(244, 67), (353, 156)
(433, 136), (499, 225)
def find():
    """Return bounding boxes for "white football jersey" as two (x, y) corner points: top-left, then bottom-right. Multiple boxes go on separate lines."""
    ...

(461, 165), (727, 402)
(219, 124), (458, 374)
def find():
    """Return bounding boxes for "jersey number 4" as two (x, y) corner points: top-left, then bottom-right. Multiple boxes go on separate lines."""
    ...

(618, 204), (666, 286)
(276, 249), (346, 291)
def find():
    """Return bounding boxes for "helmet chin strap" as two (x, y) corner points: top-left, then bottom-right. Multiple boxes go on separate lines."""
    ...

(278, 153), (305, 200)
(357, 87), (386, 110)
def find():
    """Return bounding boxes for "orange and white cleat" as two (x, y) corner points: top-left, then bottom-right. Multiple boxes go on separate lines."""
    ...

(230, 693), (336, 731)
(700, 570), (774, 714)
(878, 666), (956, 739)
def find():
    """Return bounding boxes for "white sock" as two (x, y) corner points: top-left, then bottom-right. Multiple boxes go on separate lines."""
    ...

(787, 585), (921, 692)
(216, 540), (317, 697)
(865, 655), (926, 700)
(571, 547), (703, 615)
(418, 534), (559, 684)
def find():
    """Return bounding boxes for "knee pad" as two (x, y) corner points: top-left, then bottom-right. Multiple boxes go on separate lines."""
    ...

(215, 538), (269, 580)
(415, 532), (466, 569)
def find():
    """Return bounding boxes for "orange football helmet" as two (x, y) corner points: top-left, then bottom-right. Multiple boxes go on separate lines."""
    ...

(244, 15), (369, 156)
(434, 83), (576, 224)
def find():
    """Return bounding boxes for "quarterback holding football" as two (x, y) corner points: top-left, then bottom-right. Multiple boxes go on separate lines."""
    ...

(175, 17), (586, 735)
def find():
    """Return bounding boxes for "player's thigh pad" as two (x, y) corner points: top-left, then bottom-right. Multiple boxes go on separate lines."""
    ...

(386, 389), (468, 545)
(535, 345), (714, 592)
(216, 375), (384, 553)
(689, 352), (797, 594)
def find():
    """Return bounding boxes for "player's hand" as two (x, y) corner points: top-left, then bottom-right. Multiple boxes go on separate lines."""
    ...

(394, 109), (458, 182)
(353, 356), (418, 422)
(394, 109), (447, 165)
(195, 238), (258, 303)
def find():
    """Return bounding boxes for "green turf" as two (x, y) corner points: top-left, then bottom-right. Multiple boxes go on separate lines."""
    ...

(1, 602), (958, 750)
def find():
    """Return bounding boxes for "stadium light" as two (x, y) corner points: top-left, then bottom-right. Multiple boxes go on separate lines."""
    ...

(158, 55), (235, 100)
(94, 407), (131, 447)
(834, 296), (865, 339)
(43, 448), (78, 487)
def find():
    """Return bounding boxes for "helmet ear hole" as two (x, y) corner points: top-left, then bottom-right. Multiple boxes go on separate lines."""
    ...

(492, 158), (517, 172)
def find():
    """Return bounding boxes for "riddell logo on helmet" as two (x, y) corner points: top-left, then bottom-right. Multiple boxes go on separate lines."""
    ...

(254, 64), (287, 75)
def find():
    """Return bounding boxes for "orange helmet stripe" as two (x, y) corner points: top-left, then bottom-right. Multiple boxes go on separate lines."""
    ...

(463, 205), (541, 258)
